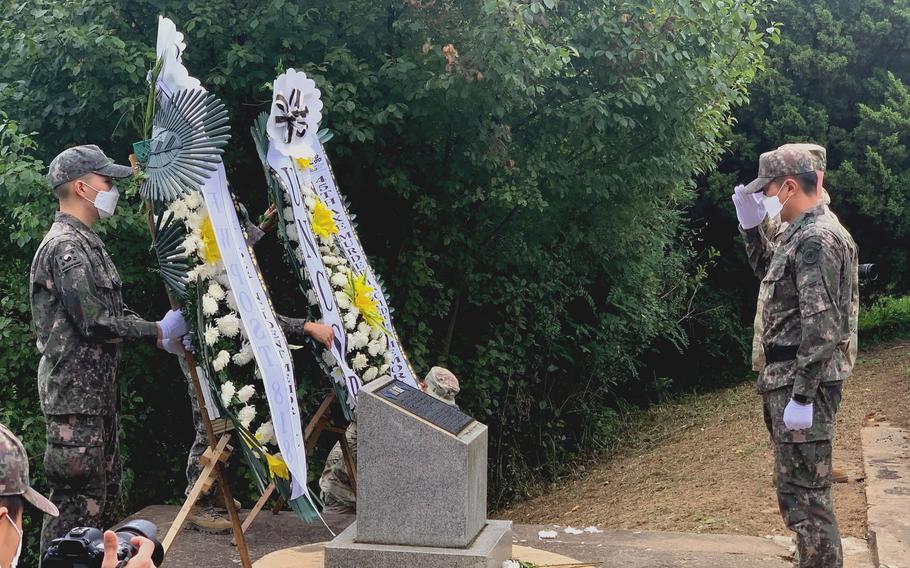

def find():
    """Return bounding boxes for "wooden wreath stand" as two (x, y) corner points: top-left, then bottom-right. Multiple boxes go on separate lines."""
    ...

(232, 391), (357, 544)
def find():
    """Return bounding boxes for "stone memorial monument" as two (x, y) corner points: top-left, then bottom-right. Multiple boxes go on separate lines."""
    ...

(324, 378), (513, 567)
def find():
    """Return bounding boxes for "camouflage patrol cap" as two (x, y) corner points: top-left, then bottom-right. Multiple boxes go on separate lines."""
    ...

(0, 423), (58, 516)
(778, 143), (826, 172)
(47, 144), (134, 189)
(742, 144), (821, 194)
(423, 367), (460, 406)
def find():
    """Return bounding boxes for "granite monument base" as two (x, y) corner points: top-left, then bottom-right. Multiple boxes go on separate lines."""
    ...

(324, 520), (513, 568)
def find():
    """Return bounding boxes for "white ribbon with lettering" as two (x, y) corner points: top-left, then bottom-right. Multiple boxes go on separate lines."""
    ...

(304, 134), (419, 388)
(267, 145), (362, 408)
(200, 163), (311, 503)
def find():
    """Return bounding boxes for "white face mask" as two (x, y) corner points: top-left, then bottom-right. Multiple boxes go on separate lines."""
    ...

(81, 182), (120, 219)
(3, 513), (22, 568)
(764, 183), (793, 219)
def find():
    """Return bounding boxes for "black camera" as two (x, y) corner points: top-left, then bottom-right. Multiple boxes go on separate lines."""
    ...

(42, 519), (164, 568)
(859, 263), (878, 281)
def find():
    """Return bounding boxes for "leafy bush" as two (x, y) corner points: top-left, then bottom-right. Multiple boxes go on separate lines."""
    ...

(859, 296), (910, 344)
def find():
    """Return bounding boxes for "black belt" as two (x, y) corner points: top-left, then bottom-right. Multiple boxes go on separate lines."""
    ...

(765, 344), (798, 364)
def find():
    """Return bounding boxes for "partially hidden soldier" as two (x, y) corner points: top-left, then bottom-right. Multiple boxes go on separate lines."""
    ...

(318, 367), (461, 514)
(180, 203), (335, 532)
(750, 144), (858, 485)
(732, 143), (858, 568)
(30, 145), (189, 553)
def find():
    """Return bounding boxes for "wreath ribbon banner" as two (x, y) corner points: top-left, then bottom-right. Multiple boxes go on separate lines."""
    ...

(200, 161), (313, 504)
(267, 145), (363, 408)
(302, 132), (419, 389)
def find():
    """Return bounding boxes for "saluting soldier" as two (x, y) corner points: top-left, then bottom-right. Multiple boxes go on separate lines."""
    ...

(732, 144), (858, 568)
(30, 145), (188, 552)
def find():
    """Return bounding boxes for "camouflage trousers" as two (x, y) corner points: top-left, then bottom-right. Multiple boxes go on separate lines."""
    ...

(763, 384), (843, 568)
(319, 422), (357, 514)
(182, 360), (217, 508)
(40, 413), (121, 555)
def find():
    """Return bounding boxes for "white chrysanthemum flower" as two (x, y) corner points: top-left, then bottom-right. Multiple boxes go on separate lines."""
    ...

(183, 191), (203, 210)
(207, 282), (226, 301)
(357, 321), (371, 335)
(367, 340), (383, 357)
(319, 235), (333, 247)
(220, 381), (236, 407)
(369, 326), (382, 340)
(214, 269), (230, 288)
(330, 272), (348, 287)
(352, 352), (368, 370)
(363, 367), (379, 382)
(319, 245), (331, 254)
(186, 267), (199, 283)
(335, 291), (351, 310)
(204, 325), (220, 346)
(303, 187), (316, 200)
(237, 384), (256, 404)
(212, 350), (230, 372)
(232, 342), (254, 366)
(202, 294), (219, 316)
(283, 207), (294, 221)
(185, 211), (203, 231)
(226, 290), (238, 311)
(322, 255), (337, 266)
(255, 421), (275, 445)
(307, 289), (318, 306)
(322, 349), (336, 367)
(352, 331), (369, 350)
(217, 312), (241, 338)
(384, 350), (392, 364)
(238, 405), (256, 429)
(380, 363), (390, 374)
(169, 200), (190, 220)
(286, 224), (299, 242)
(181, 236), (197, 255)
(343, 311), (358, 331)
(304, 196), (316, 209)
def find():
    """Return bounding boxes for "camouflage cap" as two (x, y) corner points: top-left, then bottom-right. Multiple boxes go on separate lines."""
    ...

(423, 367), (460, 406)
(742, 143), (822, 194)
(0, 423), (58, 516)
(47, 144), (134, 189)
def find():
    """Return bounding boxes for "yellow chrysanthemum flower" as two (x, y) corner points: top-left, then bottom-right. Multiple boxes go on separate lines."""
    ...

(199, 215), (221, 265)
(266, 453), (290, 480)
(311, 198), (339, 238)
(294, 156), (315, 171)
(346, 273), (385, 330)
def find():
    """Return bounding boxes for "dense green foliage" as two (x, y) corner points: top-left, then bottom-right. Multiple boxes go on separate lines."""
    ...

(2, 0), (780, 562)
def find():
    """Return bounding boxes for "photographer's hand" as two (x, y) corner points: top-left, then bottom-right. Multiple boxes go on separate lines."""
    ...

(102, 531), (158, 568)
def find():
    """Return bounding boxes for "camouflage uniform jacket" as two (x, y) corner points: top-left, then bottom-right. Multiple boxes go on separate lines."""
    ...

(751, 206), (858, 372)
(741, 204), (858, 399)
(30, 213), (158, 416)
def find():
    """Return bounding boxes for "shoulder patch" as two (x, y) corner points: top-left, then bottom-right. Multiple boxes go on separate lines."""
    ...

(55, 250), (83, 273)
(801, 239), (822, 265)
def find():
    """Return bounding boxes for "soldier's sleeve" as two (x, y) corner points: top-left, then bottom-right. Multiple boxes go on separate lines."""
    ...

(51, 244), (159, 341)
(275, 314), (309, 343)
(792, 231), (845, 400)
(740, 222), (774, 280)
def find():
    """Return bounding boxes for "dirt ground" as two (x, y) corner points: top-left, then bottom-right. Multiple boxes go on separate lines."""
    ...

(501, 340), (910, 539)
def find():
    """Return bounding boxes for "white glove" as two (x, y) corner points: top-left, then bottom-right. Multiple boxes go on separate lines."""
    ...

(783, 399), (813, 430)
(160, 335), (186, 356)
(157, 309), (188, 339)
(731, 184), (766, 230)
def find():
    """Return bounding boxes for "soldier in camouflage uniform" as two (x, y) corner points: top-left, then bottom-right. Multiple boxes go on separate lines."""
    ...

(30, 145), (189, 553)
(1, 423), (59, 568)
(733, 144), (858, 568)
(318, 367), (461, 514)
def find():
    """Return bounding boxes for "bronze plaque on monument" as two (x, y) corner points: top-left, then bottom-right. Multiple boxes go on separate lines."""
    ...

(377, 380), (474, 435)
